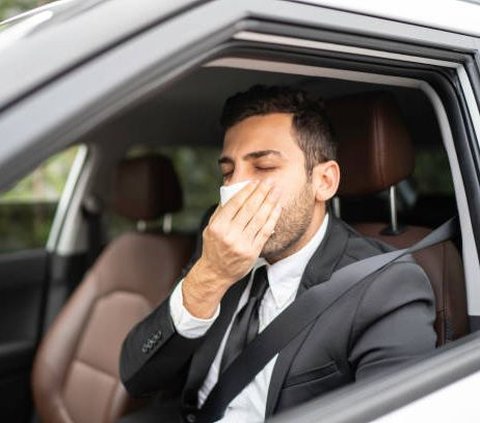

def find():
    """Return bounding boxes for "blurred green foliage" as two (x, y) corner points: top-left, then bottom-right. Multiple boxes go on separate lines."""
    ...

(0, 0), (52, 21)
(0, 147), (78, 253)
(0, 202), (56, 253)
(1, 147), (78, 203)
(163, 146), (222, 231)
(413, 149), (454, 195)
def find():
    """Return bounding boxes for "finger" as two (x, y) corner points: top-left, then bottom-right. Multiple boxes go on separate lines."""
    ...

(217, 180), (259, 223)
(242, 186), (281, 239)
(253, 204), (282, 251)
(232, 179), (275, 230)
(208, 204), (222, 223)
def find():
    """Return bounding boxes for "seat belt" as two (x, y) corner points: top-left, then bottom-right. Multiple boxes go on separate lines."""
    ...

(194, 217), (458, 423)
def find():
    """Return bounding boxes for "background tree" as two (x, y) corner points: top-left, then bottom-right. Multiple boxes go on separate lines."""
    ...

(0, 0), (52, 21)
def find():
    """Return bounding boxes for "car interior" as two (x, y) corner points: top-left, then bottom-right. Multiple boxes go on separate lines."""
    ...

(0, 57), (471, 422)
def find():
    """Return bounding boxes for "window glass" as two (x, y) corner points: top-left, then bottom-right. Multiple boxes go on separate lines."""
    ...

(0, 146), (79, 253)
(412, 149), (454, 195)
(108, 145), (221, 238)
(161, 145), (221, 231)
(406, 147), (456, 228)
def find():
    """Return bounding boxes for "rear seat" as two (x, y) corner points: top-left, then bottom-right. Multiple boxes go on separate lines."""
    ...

(32, 154), (195, 423)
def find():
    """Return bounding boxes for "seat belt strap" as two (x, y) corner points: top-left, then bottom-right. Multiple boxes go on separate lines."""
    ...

(195, 217), (458, 422)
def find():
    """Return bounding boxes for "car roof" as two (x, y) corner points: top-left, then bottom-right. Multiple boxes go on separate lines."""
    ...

(1, 0), (479, 112)
(0, 0), (102, 28)
(295, 0), (480, 38)
(0, 0), (202, 111)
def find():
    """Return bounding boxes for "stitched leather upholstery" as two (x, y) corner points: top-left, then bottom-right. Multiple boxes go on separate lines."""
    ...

(328, 91), (414, 196)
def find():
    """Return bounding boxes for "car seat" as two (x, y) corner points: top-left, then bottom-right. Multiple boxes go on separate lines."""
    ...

(327, 91), (469, 345)
(31, 154), (195, 423)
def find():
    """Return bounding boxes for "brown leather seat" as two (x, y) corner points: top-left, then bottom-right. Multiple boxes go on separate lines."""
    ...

(32, 155), (195, 423)
(327, 92), (469, 346)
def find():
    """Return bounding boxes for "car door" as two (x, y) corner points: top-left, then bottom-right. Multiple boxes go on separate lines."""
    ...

(0, 0), (480, 422)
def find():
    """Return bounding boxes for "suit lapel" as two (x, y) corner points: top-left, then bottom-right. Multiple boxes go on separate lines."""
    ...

(298, 217), (351, 293)
(182, 275), (249, 408)
(265, 217), (350, 417)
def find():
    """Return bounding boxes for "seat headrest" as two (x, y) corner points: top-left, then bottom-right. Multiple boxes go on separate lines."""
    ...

(327, 91), (414, 196)
(112, 154), (183, 221)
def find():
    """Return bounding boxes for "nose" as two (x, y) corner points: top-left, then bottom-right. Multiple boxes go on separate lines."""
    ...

(227, 166), (254, 186)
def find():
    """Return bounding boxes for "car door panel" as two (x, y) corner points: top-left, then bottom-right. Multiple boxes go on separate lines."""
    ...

(0, 249), (47, 423)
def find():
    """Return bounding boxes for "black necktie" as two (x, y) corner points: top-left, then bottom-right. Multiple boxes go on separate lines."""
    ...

(220, 266), (269, 374)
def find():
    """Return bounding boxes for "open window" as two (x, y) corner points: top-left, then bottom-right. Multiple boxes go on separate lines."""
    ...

(73, 49), (474, 420)
(82, 52), (470, 344)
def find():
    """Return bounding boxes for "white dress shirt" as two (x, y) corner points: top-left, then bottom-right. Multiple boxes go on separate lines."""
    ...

(169, 214), (330, 422)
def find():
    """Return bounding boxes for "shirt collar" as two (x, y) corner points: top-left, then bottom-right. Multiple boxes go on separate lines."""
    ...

(253, 213), (330, 308)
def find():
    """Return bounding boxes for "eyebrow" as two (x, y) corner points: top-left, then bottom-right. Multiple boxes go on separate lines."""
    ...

(218, 150), (284, 165)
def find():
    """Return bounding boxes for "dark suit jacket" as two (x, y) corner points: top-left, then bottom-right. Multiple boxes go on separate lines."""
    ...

(119, 216), (436, 419)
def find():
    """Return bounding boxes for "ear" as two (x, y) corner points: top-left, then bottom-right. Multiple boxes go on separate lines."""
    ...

(311, 160), (341, 202)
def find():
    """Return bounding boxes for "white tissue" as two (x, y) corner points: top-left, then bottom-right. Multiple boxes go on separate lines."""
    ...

(219, 180), (251, 205)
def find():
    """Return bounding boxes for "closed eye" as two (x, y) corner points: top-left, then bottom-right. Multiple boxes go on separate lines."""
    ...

(256, 167), (277, 172)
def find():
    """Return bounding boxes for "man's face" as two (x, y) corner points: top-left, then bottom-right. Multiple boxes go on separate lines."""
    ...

(219, 113), (319, 262)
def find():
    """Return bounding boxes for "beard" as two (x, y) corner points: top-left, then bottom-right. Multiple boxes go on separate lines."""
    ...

(261, 181), (315, 263)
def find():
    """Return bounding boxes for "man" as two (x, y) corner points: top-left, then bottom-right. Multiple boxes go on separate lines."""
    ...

(119, 85), (436, 422)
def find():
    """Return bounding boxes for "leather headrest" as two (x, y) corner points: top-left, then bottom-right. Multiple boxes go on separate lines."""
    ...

(327, 91), (414, 196)
(112, 155), (183, 221)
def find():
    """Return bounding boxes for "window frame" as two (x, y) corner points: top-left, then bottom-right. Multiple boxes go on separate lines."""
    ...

(46, 144), (89, 253)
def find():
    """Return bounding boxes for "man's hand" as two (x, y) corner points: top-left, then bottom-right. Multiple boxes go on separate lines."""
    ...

(182, 179), (282, 319)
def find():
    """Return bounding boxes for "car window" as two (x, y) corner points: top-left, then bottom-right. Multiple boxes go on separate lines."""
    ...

(107, 145), (221, 238)
(413, 148), (454, 195)
(0, 145), (79, 253)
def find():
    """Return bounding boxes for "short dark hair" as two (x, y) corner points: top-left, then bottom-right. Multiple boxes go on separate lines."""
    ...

(220, 85), (336, 173)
